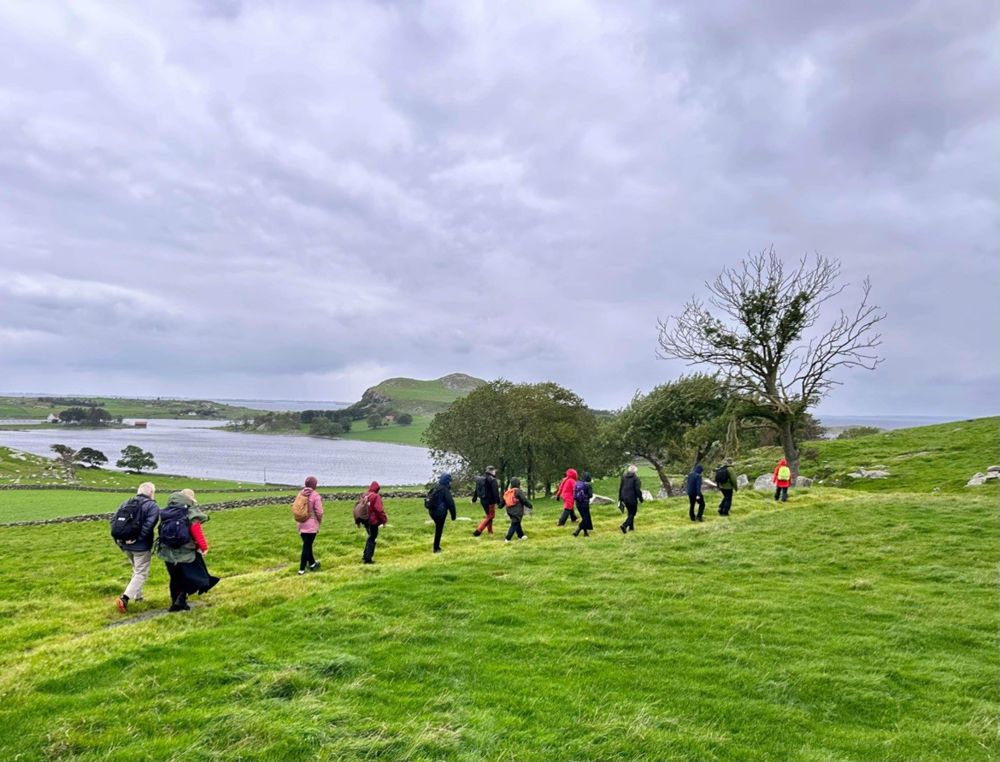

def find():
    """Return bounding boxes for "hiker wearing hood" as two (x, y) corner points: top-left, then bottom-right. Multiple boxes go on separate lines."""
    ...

(295, 476), (325, 574)
(686, 464), (706, 522)
(618, 465), (643, 533)
(362, 481), (388, 564)
(155, 489), (219, 612)
(426, 473), (457, 553)
(715, 460), (737, 516)
(555, 468), (580, 526)
(573, 472), (594, 537)
(772, 458), (791, 502)
(503, 477), (533, 541)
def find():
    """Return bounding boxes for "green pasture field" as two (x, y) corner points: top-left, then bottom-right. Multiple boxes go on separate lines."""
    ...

(339, 414), (433, 446)
(0, 395), (267, 421)
(0, 483), (995, 761)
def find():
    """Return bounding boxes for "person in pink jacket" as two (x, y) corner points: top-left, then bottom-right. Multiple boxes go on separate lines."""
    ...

(296, 475), (324, 574)
(554, 468), (579, 526)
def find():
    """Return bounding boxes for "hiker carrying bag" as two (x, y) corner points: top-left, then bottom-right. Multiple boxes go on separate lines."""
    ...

(158, 505), (192, 548)
(353, 493), (371, 526)
(714, 466), (730, 486)
(110, 497), (145, 543)
(291, 491), (311, 523)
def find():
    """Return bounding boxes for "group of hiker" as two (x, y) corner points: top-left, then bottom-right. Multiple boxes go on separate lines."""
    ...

(110, 457), (795, 613)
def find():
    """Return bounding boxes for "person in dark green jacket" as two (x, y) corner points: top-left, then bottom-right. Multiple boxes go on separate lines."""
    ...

(155, 489), (219, 611)
(715, 459), (738, 516)
(503, 477), (533, 542)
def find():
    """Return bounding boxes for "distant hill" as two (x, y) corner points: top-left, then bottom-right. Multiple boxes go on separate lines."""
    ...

(349, 373), (486, 417)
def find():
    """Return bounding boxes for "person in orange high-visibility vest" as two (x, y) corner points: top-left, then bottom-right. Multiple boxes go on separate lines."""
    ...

(772, 458), (792, 502)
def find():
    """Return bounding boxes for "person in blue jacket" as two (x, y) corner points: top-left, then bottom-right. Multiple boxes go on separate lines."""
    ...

(426, 472), (457, 553)
(686, 464), (705, 522)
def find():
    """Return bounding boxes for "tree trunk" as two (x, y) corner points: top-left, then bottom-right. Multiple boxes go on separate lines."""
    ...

(777, 417), (800, 480)
(645, 454), (673, 497)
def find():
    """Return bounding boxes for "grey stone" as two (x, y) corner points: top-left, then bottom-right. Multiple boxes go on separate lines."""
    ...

(985, 472), (1000, 481)
(736, 474), (749, 489)
(591, 494), (614, 505)
(795, 476), (813, 488)
(987, 465), (1000, 473)
(641, 489), (654, 502)
(966, 473), (988, 487)
(656, 487), (670, 499)
(849, 468), (890, 479)
(753, 474), (773, 491)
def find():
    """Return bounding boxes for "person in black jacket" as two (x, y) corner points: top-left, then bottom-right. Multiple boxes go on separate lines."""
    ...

(427, 472), (457, 553)
(473, 465), (501, 537)
(573, 471), (594, 537)
(618, 465), (644, 533)
(113, 482), (160, 613)
(686, 464), (705, 522)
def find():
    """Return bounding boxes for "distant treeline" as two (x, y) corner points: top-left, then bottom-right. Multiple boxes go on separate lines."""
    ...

(230, 403), (414, 437)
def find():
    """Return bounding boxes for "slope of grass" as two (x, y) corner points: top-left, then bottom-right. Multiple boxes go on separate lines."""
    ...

(0, 395), (268, 421)
(339, 415), (433, 446)
(0, 484), (995, 761)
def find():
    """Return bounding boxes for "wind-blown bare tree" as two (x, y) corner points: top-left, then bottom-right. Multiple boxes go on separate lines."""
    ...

(657, 249), (885, 477)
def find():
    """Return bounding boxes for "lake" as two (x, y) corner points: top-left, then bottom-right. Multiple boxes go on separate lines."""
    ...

(0, 419), (434, 486)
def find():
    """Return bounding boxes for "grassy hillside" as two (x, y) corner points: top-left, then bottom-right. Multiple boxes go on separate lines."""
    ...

(0, 395), (268, 421)
(339, 414), (433, 447)
(359, 373), (485, 416)
(0, 419), (997, 760)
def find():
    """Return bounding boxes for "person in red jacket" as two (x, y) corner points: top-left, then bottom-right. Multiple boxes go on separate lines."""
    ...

(362, 481), (388, 564)
(554, 468), (579, 526)
(772, 458), (792, 502)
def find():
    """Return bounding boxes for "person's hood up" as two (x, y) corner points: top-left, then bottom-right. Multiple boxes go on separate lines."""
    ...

(694, 465), (704, 474)
(167, 491), (196, 509)
(583, 471), (592, 482)
(369, 481), (380, 493)
(566, 468), (578, 480)
(778, 458), (787, 466)
(510, 477), (521, 488)
(438, 473), (452, 487)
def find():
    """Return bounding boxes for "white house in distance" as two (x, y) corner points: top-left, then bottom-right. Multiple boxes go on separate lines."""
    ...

(46, 413), (60, 423)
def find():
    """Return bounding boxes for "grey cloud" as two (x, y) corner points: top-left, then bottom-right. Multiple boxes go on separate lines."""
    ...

(0, 0), (996, 415)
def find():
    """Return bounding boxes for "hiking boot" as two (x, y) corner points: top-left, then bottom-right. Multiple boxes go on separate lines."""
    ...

(697, 516), (704, 522)
(433, 547), (442, 554)
(115, 596), (128, 613)
(573, 528), (581, 537)
(473, 529), (481, 537)
(505, 538), (511, 543)
(309, 562), (321, 572)
(620, 525), (627, 534)
(519, 535), (528, 540)
(297, 569), (306, 575)
(363, 559), (374, 565)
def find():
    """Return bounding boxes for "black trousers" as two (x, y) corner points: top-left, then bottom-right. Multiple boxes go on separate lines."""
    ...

(621, 503), (638, 531)
(299, 532), (317, 570)
(719, 489), (733, 515)
(432, 514), (447, 551)
(166, 555), (219, 602)
(576, 503), (593, 531)
(363, 524), (379, 562)
(557, 508), (578, 525)
(688, 494), (705, 520)
(506, 516), (524, 540)
(774, 486), (788, 502)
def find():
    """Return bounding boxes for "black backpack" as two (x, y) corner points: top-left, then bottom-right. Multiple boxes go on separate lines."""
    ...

(110, 497), (145, 543)
(714, 466), (730, 485)
(158, 505), (192, 548)
(472, 476), (487, 503)
(424, 485), (440, 512)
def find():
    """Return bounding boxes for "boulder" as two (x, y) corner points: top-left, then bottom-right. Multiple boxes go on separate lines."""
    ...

(591, 494), (614, 505)
(966, 473), (988, 487)
(736, 474), (749, 489)
(641, 490), (654, 502)
(986, 472), (1000, 481)
(988, 465), (1000, 474)
(753, 474), (773, 491)
(795, 476), (813, 488)
(656, 487), (671, 499)
(848, 468), (889, 479)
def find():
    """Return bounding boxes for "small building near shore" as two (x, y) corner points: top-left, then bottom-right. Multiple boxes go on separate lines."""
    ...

(134, 420), (148, 428)
(46, 414), (60, 423)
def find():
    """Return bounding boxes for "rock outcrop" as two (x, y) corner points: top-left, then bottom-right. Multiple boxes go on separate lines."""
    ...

(736, 474), (749, 489)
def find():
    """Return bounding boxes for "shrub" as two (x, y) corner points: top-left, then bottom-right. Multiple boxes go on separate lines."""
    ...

(837, 426), (882, 440)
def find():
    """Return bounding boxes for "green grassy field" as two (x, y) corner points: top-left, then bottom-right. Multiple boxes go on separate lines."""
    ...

(339, 415), (433, 446)
(0, 420), (997, 760)
(363, 374), (485, 416)
(0, 395), (268, 421)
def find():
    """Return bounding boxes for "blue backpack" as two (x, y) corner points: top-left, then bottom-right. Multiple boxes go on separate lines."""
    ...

(158, 505), (192, 548)
(573, 480), (590, 505)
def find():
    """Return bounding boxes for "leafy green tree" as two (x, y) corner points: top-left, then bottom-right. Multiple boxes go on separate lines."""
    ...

(58, 407), (89, 422)
(367, 414), (385, 429)
(397, 413), (414, 426)
(74, 447), (108, 468)
(606, 374), (730, 495)
(424, 380), (600, 496)
(116, 445), (157, 473)
(657, 249), (884, 477)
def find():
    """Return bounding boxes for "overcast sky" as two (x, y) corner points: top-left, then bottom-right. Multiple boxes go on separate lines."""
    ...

(0, 1), (996, 416)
